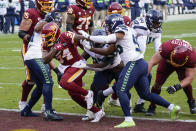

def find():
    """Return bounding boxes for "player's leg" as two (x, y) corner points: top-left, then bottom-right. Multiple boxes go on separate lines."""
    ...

(19, 45), (34, 110)
(146, 60), (174, 116)
(176, 68), (196, 114)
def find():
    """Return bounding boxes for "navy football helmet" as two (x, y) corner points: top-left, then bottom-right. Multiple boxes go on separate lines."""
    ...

(91, 29), (106, 48)
(105, 14), (124, 33)
(145, 10), (163, 32)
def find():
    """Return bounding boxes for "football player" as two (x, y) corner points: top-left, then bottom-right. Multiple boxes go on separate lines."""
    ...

(79, 14), (180, 128)
(66, 0), (95, 34)
(20, 12), (63, 121)
(131, 9), (163, 113)
(146, 39), (196, 115)
(18, 0), (53, 111)
(41, 22), (105, 123)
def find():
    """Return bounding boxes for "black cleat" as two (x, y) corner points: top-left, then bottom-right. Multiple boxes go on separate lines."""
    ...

(187, 100), (196, 114)
(43, 110), (63, 121)
(133, 103), (147, 113)
(96, 90), (107, 109)
(146, 105), (156, 116)
(21, 106), (39, 117)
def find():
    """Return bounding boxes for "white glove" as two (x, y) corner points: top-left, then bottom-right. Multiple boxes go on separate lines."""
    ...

(80, 39), (91, 50)
(78, 30), (90, 39)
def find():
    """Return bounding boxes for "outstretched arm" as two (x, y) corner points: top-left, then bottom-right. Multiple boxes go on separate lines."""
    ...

(90, 44), (117, 56)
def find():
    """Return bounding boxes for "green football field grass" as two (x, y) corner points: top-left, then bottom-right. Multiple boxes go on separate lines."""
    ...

(0, 20), (196, 121)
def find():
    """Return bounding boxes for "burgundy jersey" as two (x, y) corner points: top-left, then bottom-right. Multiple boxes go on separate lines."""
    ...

(22, 8), (44, 45)
(160, 39), (196, 68)
(67, 5), (95, 34)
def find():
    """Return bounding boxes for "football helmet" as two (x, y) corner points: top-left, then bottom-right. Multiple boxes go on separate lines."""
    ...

(107, 2), (123, 15)
(41, 22), (61, 47)
(91, 29), (106, 48)
(35, 0), (53, 14)
(145, 9), (163, 32)
(105, 14), (124, 33)
(76, 0), (91, 9)
(170, 45), (190, 67)
(123, 16), (131, 27)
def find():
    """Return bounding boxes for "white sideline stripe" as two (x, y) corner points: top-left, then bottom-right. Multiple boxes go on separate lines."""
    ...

(53, 98), (71, 101)
(12, 49), (20, 52)
(0, 108), (195, 123)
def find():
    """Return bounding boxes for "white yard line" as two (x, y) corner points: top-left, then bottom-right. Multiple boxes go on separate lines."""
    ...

(0, 108), (195, 123)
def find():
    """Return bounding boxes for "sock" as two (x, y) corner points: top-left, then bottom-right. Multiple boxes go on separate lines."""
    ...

(137, 97), (145, 104)
(42, 84), (53, 111)
(111, 93), (118, 100)
(21, 80), (34, 101)
(168, 104), (174, 111)
(125, 116), (133, 122)
(103, 87), (114, 96)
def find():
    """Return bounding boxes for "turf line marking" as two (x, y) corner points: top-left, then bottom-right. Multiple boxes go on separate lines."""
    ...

(0, 87), (3, 88)
(53, 98), (71, 101)
(0, 108), (195, 123)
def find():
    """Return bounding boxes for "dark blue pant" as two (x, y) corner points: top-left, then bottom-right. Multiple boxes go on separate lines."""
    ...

(0, 15), (4, 32)
(131, 7), (141, 21)
(4, 15), (15, 34)
(25, 58), (53, 111)
(91, 69), (121, 102)
(115, 59), (170, 116)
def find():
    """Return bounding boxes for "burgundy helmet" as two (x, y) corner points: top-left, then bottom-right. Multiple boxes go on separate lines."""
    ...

(41, 22), (61, 47)
(76, 0), (91, 9)
(170, 45), (190, 67)
(35, 0), (53, 14)
(107, 2), (123, 15)
(123, 16), (131, 27)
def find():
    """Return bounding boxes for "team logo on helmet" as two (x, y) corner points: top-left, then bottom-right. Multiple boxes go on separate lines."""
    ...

(41, 22), (61, 47)
(170, 45), (190, 67)
(107, 2), (123, 15)
(35, 0), (54, 14)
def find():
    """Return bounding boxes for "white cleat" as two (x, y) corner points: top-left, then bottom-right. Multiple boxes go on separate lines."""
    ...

(85, 90), (94, 110)
(18, 101), (27, 111)
(91, 110), (105, 123)
(82, 110), (95, 121)
(108, 97), (121, 107)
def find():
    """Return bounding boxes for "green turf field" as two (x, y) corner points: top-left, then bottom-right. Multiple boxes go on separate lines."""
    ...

(0, 20), (196, 121)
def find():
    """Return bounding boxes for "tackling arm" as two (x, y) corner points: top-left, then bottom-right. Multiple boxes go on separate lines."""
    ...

(180, 68), (195, 88)
(18, 18), (32, 42)
(90, 44), (117, 56)
(42, 48), (59, 64)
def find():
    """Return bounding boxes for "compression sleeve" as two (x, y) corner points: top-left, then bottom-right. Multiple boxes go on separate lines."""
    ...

(89, 34), (117, 44)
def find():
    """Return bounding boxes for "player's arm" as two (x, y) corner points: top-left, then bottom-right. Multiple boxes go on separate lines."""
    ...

(90, 44), (117, 56)
(153, 34), (162, 52)
(81, 51), (90, 60)
(85, 63), (109, 71)
(34, 20), (48, 33)
(18, 14), (32, 42)
(66, 13), (75, 32)
(180, 67), (195, 88)
(88, 17), (94, 35)
(148, 51), (163, 75)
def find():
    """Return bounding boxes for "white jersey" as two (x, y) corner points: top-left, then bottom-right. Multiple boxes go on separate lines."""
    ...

(24, 32), (42, 60)
(114, 24), (143, 65)
(0, 0), (7, 15)
(84, 44), (121, 69)
(131, 17), (162, 55)
(13, 0), (21, 13)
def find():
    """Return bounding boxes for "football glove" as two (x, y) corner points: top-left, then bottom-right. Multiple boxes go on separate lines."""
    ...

(44, 9), (60, 22)
(54, 43), (63, 51)
(78, 30), (90, 39)
(167, 84), (182, 94)
(80, 40), (91, 50)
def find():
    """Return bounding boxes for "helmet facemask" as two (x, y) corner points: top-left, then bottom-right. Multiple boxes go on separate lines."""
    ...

(37, 0), (54, 14)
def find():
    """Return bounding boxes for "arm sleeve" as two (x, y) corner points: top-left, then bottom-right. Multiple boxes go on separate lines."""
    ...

(89, 34), (117, 44)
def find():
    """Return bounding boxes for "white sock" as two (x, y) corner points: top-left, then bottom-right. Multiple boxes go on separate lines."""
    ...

(103, 87), (114, 96)
(168, 104), (174, 111)
(125, 116), (133, 122)
(137, 97), (145, 104)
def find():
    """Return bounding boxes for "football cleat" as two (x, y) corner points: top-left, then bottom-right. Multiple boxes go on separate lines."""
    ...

(170, 105), (181, 121)
(96, 90), (107, 109)
(43, 110), (63, 121)
(85, 90), (94, 109)
(133, 103), (147, 113)
(146, 105), (156, 116)
(41, 104), (46, 113)
(187, 100), (196, 114)
(108, 97), (121, 107)
(82, 110), (95, 121)
(91, 110), (105, 123)
(114, 120), (135, 128)
(18, 101), (27, 111)
(21, 106), (39, 117)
